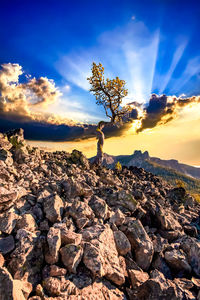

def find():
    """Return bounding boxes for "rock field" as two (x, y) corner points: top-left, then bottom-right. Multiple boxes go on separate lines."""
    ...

(0, 128), (200, 299)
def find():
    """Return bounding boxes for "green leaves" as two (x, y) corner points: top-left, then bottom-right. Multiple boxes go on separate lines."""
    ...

(87, 62), (130, 124)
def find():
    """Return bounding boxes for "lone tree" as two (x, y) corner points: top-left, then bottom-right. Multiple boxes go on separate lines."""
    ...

(87, 62), (130, 165)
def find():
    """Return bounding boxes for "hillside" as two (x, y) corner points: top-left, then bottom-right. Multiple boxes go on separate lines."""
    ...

(1, 129), (200, 299)
(97, 151), (200, 196)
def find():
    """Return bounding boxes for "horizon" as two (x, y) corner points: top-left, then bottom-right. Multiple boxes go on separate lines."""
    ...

(0, 0), (200, 165)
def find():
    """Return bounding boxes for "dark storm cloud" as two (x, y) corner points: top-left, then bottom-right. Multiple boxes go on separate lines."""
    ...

(136, 94), (200, 133)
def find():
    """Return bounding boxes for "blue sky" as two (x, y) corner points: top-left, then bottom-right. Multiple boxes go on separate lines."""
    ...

(0, 0), (200, 123)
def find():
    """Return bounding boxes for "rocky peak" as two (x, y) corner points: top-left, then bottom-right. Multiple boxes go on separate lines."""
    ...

(132, 150), (150, 160)
(0, 128), (200, 299)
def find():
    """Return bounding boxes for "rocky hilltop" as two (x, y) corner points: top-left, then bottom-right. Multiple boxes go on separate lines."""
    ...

(1, 129), (200, 299)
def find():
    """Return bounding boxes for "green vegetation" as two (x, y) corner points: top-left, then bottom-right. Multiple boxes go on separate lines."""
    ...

(9, 136), (24, 149)
(146, 160), (200, 195)
(115, 161), (122, 172)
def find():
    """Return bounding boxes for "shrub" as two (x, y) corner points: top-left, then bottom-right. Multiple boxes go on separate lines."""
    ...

(115, 161), (122, 172)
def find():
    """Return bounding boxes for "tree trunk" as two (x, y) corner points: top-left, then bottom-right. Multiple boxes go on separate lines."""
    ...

(94, 121), (107, 165)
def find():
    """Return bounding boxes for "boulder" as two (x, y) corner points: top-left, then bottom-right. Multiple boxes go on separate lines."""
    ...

(62, 178), (92, 200)
(8, 229), (43, 286)
(113, 230), (131, 256)
(68, 199), (95, 229)
(16, 213), (37, 232)
(45, 227), (61, 264)
(73, 279), (127, 299)
(89, 195), (108, 219)
(181, 237), (200, 276)
(43, 194), (64, 223)
(82, 224), (125, 285)
(128, 269), (149, 288)
(135, 269), (195, 300)
(164, 249), (192, 273)
(110, 209), (125, 226)
(156, 206), (182, 232)
(152, 255), (172, 279)
(0, 267), (32, 300)
(49, 265), (67, 277)
(0, 235), (15, 255)
(60, 229), (82, 246)
(43, 276), (61, 296)
(124, 219), (154, 270)
(0, 208), (19, 234)
(60, 244), (83, 273)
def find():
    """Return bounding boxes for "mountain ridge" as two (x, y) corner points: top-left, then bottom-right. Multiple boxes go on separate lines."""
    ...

(97, 150), (200, 179)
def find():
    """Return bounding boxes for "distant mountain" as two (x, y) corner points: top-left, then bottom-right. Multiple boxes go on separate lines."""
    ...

(101, 150), (200, 179)
(94, 151), (200, 196)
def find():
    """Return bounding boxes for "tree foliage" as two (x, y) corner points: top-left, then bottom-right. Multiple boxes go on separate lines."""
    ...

(87, 62), (130, 124)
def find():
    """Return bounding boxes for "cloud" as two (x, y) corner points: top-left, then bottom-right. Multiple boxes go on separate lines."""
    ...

(135, 93), (200, 133)
(2, 64), (200, 143)
(0, 62), (136, 141)
(0, 62), (71, 124)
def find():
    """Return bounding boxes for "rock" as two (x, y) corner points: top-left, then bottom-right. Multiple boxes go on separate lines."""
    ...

(16, 213), (37, 232)
(113, 230), (131, 256)
(181, 236), (200, 276)
(135, 269), (194, 300)
(110, 209), (125, 226)
(70, 149), (90, 169)
(0, 267), (32, 300)
(43, 194), (64, 223)
(0, 133), (12, 150)
(0, 208), (19, 234)
(174, 278), (194, 290)
(124, 219), (154, 270)
(184, 225), (198, 237)
(1, 127), (200, 299)
(60, 244), (83, 273)
(39, 220), (49, 231)
(128, 269), (149, 288)
(156, 206), (182, 232)
(68, 199), (95, 229)
(45, 227), (61, 264)
(164, 249), (192, 273)
(0, 254), (4, 267)
(63, 178), (92, 200)
(82, 224), (125, 285)
(49, 265), (67, 277)
(152, 234), (168, 253)
(43, 276), (61, 296)
(8, 229), (43, 286)
(89, 195), (108, 219)
(168, 187), (186, 203)
(117, 190), (138, 212)
(60, 229), (82, 246)
(0, 187), (17, 212)
(152, 255), (172, 279)
(74, 279), (127, 299)
(0, 235), (15, 255)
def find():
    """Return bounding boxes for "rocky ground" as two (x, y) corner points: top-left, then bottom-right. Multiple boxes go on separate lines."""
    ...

(1, 129), (200, 299)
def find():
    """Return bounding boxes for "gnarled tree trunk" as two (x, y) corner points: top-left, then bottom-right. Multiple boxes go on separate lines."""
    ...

(94, 121), (109, 165)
